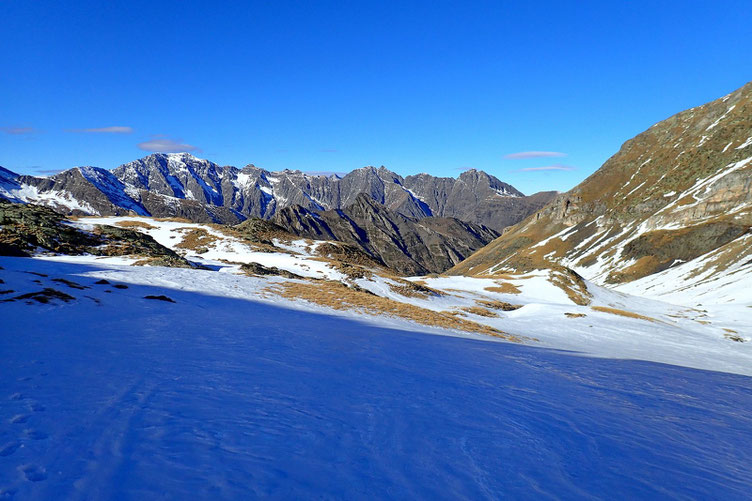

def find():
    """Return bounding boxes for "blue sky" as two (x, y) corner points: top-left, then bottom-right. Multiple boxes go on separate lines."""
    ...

(2, 1), (751, 195)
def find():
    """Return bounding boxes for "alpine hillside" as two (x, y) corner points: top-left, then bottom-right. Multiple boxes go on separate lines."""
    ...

(451, 81), (752, 305)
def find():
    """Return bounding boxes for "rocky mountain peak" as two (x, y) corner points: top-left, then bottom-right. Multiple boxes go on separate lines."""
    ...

(1, 153), (553, 231)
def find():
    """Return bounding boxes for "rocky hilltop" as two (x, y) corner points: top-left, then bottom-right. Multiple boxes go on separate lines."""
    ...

(0, 156), (554, 232)
(451, 81), (752, 292)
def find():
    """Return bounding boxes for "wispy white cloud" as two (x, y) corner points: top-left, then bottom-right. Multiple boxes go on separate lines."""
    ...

(505, 151), (567, 159)
(1, 126), (37, 135)
(515, 164), (575, 172)
(137, 135), (199, 153)
(68, 126), (133, 134)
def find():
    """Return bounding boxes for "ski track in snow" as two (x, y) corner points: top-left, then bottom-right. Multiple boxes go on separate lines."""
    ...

(1, 257), (752, 499)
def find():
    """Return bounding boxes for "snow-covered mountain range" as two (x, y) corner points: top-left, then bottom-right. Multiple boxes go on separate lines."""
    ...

(0, 155), (555, 232)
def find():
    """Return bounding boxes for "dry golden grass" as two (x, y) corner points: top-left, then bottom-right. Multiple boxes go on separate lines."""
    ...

(461, 306), (498, 318)
(472, 273), (532, 280)
(266, 280), (522, 342)
(115, 220), (157, 230)
(337, 262), (374, 280)
(388, 278), (444, 298)
(154, 216), (193, 223)
(591, 306), (657, 322)
(484, 282), (521, 294)
(565, 312), (587, 318)
(723, 331), (746, 342)
(609, 255), (660, 283)
(174, 228), (219, 251)
(550, 268), (592, 306)
(477, 299), (522, 311)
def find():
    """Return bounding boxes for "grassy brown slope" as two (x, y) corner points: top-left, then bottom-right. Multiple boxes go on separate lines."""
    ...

(449, 81), (752, 282)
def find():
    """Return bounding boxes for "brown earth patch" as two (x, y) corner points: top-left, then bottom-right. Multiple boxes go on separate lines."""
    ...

(592, 306), (657, 322)
(240, 262), (303, 279)
(484, 282), (521, 295)
(477, 300), (522, 311)
(461, 306), (498, 318)
(565, 312), (587, 318)
(388, 278), (444, 298)
(154, 217), (193, 223)
(266, 280), (522, 342)
(724, 331), (746, 342)
(175, 228), (219, 252)
(550, 267), (592, 306)
(115, 220), (157, 230)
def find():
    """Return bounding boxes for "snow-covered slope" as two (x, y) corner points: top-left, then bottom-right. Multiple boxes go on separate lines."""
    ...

(1, 215), (741, 375)
(2, 255), (752, 499)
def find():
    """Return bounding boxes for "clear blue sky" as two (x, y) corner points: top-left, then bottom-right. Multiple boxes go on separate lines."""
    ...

(2, 1), (751, 195)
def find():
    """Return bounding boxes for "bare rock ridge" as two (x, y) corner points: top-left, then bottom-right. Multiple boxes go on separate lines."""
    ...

(0, 155), (554, 232)
(273, 193), (500, 275)
(451, 80), (752, 287)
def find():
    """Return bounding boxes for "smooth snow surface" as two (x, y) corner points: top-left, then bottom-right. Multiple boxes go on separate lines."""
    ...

(1, 257), (752, 500)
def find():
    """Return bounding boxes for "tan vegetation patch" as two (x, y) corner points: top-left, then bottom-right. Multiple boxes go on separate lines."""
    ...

(266, 280), (522, 342)
(474, 273), (532, 280)
(154, 217), (193, 223)
(591, 306), (657, 322)
(461, 306), (498, 318)
(565, 312), (587, 318)
(674, 195), (696, 207)
(337, 262), (374, 280)
(550, 268), (592, 306)
(388, 278), (444, 298)
(533, 237), (568, 261)
(174, 228), (219, 252)
(477, 299), (522, 311)
(723, 331), (746, 342)
(240, 262), (303, 279)
(484, 282), (521, 295)
(114, 220), (157, 230)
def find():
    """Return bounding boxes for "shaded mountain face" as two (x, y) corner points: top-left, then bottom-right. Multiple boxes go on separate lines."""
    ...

(401, 170), (555, 230)
(0, 154), (553, 231)
(273, 194), (499, 275)
(451, 81), (752, 288)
